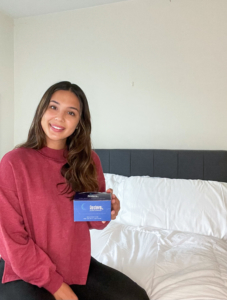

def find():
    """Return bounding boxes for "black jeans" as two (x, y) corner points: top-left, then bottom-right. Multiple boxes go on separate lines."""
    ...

(0, 257), (149, 300)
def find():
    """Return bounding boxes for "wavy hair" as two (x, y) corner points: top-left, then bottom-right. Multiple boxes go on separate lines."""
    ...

(18, 81), (99, 198)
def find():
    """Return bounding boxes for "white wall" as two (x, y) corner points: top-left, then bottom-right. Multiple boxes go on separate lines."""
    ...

(14, 0), (227, 150)
(0, 11), (14, 159)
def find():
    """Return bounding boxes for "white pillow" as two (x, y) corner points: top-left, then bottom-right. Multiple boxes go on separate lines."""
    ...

(104, 173), (127, 197)
(106, 174), (227, 239)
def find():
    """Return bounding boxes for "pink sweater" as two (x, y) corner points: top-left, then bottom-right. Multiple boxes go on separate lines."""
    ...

(0, 147), (108, 294)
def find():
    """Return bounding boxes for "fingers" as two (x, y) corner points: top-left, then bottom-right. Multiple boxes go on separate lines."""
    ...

(106, 188), (121, 221)
(53, 282), (79, 300)
(106, 188), (116, 201)
(106, 188), (113, 194)
(111, 197), (120, 220)
(106, 188), (116, 204)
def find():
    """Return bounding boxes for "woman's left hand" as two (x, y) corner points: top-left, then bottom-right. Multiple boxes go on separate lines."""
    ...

(106, 188), (121, 220)
(102, 189), (120, 223)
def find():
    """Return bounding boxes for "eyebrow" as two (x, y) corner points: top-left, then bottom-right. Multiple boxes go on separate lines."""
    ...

(50, 100), (80, 112)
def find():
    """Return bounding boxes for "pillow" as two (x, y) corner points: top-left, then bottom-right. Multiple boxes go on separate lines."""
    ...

(104, 173), (127, 197)
(106, 175), (227, 239)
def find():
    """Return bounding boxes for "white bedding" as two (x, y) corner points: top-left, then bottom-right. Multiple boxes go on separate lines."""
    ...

(91, 222), (227, 299)
(90, 174), (227, 299)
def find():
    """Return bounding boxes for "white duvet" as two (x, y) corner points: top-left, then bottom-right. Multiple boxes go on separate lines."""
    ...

(90, 174), (227, 299)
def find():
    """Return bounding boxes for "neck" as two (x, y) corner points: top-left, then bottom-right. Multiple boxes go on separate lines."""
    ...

(45, 139), (66, 150)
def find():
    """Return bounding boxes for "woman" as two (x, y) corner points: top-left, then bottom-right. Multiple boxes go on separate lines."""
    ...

(0, 81), (149, 300)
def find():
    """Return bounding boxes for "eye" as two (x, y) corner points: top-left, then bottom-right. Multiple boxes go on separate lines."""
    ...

(49, 105), (57, 110)
(68, 111), (75, 116)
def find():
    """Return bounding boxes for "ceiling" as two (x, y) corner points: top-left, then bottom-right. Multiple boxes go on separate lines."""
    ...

(0, 0), (130, 18)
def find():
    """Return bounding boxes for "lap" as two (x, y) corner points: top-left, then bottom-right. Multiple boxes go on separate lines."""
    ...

(71, 257), (149, 300)
(0, 259), (55, 300)
(0, 257), (149, 300)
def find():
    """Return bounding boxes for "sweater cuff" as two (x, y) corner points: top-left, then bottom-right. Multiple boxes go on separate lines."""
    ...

(43, 271), (63, 295)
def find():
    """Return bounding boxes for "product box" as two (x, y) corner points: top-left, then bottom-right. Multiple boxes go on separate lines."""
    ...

(73, 192), (111, 222)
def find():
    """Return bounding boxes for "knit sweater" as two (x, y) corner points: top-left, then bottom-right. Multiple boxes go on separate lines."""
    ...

(0, 147), (108, 294)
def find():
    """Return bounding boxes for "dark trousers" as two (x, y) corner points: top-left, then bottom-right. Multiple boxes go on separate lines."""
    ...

(0, 257), (149, 300)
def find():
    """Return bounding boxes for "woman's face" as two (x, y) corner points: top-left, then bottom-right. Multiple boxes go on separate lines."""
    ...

(41, 90), (81, 149)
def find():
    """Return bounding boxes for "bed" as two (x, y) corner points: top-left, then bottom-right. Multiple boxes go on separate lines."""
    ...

(90, 149), (227, 300)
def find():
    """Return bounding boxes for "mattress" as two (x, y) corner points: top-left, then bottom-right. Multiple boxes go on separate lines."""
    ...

(91, 222), (227, 299)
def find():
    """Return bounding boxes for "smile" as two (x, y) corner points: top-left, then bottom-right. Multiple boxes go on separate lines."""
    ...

(50, 124), (65, 132)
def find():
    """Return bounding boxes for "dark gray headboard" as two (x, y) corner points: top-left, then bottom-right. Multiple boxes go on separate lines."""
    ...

(95, 149), (227, 183)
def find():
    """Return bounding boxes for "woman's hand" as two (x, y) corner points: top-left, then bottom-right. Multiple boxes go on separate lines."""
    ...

(107, 188), (121, 220)
(53, 282), (78, 300)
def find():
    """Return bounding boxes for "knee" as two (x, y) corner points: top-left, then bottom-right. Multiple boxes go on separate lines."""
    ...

(139, 288), (150, 300)
(133, 288), (150, 300)
(123, 286), (150, 300)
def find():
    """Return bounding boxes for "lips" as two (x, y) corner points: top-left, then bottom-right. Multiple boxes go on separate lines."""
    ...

(50, 124), (65, 132)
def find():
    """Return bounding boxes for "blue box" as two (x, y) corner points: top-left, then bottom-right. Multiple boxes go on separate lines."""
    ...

(73, 192), (111, 222)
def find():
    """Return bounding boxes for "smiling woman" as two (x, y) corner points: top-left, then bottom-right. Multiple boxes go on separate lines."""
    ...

(41, 90), (81, 150)
(18, 81), (100, 195)
(0, 81), (149, 300)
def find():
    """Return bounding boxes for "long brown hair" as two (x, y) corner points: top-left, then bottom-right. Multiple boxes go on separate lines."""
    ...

(18, 81), (99, 198)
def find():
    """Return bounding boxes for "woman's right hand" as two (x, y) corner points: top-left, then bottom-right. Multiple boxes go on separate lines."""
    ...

(53, 282), (78, 300)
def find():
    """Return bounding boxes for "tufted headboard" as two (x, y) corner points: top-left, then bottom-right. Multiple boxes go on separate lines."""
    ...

(95, 149), (227, 183)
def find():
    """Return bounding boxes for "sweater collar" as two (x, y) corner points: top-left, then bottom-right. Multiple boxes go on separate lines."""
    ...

(38, 147), (68, 163)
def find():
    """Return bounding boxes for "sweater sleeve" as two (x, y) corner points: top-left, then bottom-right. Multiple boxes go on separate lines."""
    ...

(0, 154), (63, 294)
(87, 151), (110, 230)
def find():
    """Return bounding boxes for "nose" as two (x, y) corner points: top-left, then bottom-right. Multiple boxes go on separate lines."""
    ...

(54, 110), (64, 121)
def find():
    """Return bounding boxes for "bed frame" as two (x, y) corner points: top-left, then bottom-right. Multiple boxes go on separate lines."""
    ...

(95, 149), (227, 182)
